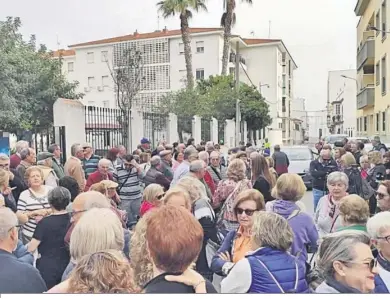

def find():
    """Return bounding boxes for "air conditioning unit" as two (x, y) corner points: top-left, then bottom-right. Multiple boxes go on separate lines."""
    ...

(84, 87), (90, 92)
(97, 86), (104, 92)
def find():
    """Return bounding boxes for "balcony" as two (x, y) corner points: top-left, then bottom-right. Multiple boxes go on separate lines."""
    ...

(355, 0), (370, 16)
(357, 38), (375, 70)
(357, 86), (375, 109)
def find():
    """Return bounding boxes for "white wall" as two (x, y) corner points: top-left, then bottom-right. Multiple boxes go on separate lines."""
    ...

(307, 111), (329, 142)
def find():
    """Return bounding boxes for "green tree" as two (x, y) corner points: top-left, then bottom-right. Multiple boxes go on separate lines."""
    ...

(157, 0), (207, 89)
(0, 17), (83, 139)
(220, 0), (253, 75)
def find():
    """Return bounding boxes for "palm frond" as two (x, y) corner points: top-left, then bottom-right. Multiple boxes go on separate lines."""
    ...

(220, 12), (227, 27)
(232, 13), (236, 26)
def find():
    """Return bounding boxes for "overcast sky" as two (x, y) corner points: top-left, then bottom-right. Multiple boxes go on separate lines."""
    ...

(2, 0), (358, 110)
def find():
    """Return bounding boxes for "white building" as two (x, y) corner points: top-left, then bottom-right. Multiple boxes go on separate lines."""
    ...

(54, 27), (297, 145)
(290, 98), (308, 144)
(307, 110), (329, 143)
(327, 69), (357, 137)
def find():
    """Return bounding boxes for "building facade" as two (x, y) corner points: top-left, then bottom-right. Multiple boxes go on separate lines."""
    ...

(355, 0), (390, 141)
(54, 27), (297, 145)
(327, 69), (357, 137)
(307, 110), (329, 143)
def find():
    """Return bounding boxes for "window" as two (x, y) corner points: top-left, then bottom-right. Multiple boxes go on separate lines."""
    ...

(196, 41), (204, 53)
(376, 10), (381, 37)
(364, 116), (367, 131)
(357, 119), (359, 132)
(179, 43), (184, 55)
(103, 101), (109, 108)
(282, 98), (286, 112)
(335, 104), (341, 115)
(288, 60), (291, 76)
(383, 111), (386, 131)
(87, 52), (94, 64)
(196, 69), (205, 80)
(102, 75), (109, 87)
(67, 62), (74, 72)
(382, 1), (387, 40)
(88, 76), (95, 88)
(295, 123), (299, 131)
(376, 113), (380, 131)
(101, 51), (108, 62)
(376, 61), (381, 85)
(382, 55), (387, 95)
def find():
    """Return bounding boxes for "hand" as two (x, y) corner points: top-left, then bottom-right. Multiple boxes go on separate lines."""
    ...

(32, 209), (48, 217)
(130, 160), (139, 168)
(2, 187), (13, 196)
(7, 171), (14, 181)
(165, 268), (205, 289)
(218, 251), (231, 262)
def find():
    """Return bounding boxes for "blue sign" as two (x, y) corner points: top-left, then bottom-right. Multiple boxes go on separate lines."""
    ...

(0, 137), (10, 156)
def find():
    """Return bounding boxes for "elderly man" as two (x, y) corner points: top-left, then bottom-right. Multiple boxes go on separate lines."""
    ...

(188, 159), (212, 200)
(84, 158), (113, 191)
(171, 147), (199, 187)
(372, 136), (388, 157)
(36, 152), (58, 187)
(310, 149), (338, 211)
(15, 148), (36, 183)
(198, 151), (216, 196)
(272, 145), (290, 176)
(177, 143), (186, 153)
(159, 150), (173, 181)
(208, 151), (227, 186)
(64, 143), (86, 193)
(0, 207), (47, 293)
(82, 142), (100, 179)
(48, 143), (65, 179)
(0, 154), (27, 202)
(143, 156), (171, 190)
(10, 140), (28, 169)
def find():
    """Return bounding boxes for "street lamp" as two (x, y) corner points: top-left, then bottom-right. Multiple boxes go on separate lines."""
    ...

(341, 75), (359, 91)
(259, 82), (270, 94)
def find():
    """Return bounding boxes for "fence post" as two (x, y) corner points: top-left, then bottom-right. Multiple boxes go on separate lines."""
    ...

(192, 116), (202, 145)
(131, 109), (144, 151)
(224, 119), (236, 149)
(211, 118), (218, 144)
(53, 98), (86, 160)
(168, 113), (179, 144)
(243, 121), (248, 144)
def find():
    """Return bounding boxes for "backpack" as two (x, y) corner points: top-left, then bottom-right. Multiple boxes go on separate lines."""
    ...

(344, 167), (365, 198)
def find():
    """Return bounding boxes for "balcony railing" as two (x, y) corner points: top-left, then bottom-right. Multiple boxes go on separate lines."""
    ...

(357, 86), (375, 109)
(357, 38), (375, 70)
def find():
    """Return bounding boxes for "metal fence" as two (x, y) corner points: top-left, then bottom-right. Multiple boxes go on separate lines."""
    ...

(177, 115), (193, 143)
(33, 126), (67, 163)
(143, 112), (168, 148)
(201, 118), (211, 142)
(85, 106), (129, 157)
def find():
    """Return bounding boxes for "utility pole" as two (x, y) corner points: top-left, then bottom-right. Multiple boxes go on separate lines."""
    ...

(235, 41), (241, 146)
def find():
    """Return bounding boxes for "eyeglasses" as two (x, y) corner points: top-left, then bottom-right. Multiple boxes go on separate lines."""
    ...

(8, 224), (21, 232)
(344, 259), (376, 272)
(0, 163), (9, 168)
(235, 208), (256, 216)
(377, 235), (390, 243)
(71, 210), (86, 217)
(157, 193), (166, 200)
(376, 192), (388, 199)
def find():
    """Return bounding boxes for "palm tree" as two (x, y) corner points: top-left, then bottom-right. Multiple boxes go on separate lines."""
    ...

(157, 0), (207, 90)
(220, 0), (252, 75)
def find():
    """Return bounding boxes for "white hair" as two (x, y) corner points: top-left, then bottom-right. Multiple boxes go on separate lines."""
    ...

(0, 207), (18, 240)
(15, 141), (28, 154)
(367, 211), (390, 239)
(198, 151), (209, 163)
(98, 158), (111, 167)
(327, 171), (349, 189)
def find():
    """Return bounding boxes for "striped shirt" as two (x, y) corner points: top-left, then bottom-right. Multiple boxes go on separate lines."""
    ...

(17, 186), (53, 241)
(113, 165), (142, 201)
(82, 154), (100, 179)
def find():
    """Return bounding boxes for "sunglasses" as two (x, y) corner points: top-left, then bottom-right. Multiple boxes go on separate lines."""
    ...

(376, 192), (388, 199)
(377, 235), (390, 243)
(235, 208), (256, 216)
(157, 193), (166, 200)
(345, 259), (376, 272)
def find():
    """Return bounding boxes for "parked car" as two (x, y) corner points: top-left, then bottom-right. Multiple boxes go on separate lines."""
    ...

(324, 134), (348, 148)
(281, 146), (314, 190)
(348, 136), (371, 144)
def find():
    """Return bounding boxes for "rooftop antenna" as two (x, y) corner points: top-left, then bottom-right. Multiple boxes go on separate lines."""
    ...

(268, 21), (271, 38)
(250, 31), (255, 37)
(56, 34), (60, 50)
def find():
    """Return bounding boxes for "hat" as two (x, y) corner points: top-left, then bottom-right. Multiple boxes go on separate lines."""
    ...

(101, 180), (118, 189)
(159, 150), (171, 157)
(37, 152), (54, 161)
(140, 138), (150, 144)
(82, 142), (92, 148)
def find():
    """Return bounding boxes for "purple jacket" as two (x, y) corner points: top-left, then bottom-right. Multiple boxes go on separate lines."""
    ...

(270, 200), (318, 263)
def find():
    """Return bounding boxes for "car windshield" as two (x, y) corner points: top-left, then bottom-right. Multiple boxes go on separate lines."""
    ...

(350, 138), (370, 144)
(282, 148), (312, 161)
(325, 135), (348, 144)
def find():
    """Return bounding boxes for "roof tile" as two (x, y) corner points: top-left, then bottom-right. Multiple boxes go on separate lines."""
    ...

(52, 49), (75, 57)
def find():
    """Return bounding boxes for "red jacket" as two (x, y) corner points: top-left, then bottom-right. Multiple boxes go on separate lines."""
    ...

(204, 170), (216, 196)
(84, 170), (113, 191)
(10, 154), (21, 170)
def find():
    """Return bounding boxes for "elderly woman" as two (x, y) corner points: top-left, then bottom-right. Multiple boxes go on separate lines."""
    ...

(376, 181), (390, 212)
(337, 195), (369, 232)
(163, 186), (192, 211)
(211, 189), (265, 276)
(17, 166), (53, 244)
(221, 211), (309, 293)
(315, 231), (378, 293)
(213, 158), (252, 233)
(139, 183), (165, 217)
(315, 172), (349, 237)
(172, 151), (184, 171)
(267, 173), (318, 264)
(359, 155), (370, 180)
(367, 212), (390, 293)
(27, 187), (71, 289)
(60, 208), (125, 284)
(143, 205), (217, 293)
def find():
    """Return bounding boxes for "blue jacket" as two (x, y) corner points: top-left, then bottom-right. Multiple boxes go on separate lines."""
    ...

(13, 240), (34, 265)
(210, 230), (237, 275)
(375, 274), (389, 293)
(247, 247), (309, 293)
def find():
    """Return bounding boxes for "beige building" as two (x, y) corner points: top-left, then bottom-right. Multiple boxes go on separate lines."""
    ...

(355, 0), (390, 141)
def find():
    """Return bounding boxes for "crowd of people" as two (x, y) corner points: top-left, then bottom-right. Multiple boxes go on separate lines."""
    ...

(0, 136), (389, 294)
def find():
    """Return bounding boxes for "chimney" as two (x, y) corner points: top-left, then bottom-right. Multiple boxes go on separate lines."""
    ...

(134, 30), (139, 36)
(163, 26), (167, 33)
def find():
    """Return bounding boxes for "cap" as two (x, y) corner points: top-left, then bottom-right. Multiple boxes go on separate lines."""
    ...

(159, 150), (172, 157)
(37, 152), (54, 161)
(101, 180), (118, 189)
(140, 138), (150, 144)
(82, 142), (92, 148)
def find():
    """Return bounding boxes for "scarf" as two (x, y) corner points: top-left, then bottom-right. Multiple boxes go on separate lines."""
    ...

(326, 277), (362, 293)
(378, 252), (390, 272)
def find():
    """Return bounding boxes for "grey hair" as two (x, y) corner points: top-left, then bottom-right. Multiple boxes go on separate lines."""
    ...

(316, 231), (371, 280)
(48, 187), (71, 211)
(20, 148), (31, 160)
(176, 176), (206, 203)
(0, 154), (9, 161)
(367, 211), (390, 239)
(190, 160), (205, 173)
(252, 211), (294, 251)
(210, 151), (220, 159)
(98, 158), (111, 167)
(15, 141), (28, 154)
(327, 171), (349, 189)
(183, 147), (198, 160)
(150, 156), (161, 167)
(198, 151), (209, 164)
(0, 207), (18, 240)
(48, 144), (59, 154)
(71, 143), (81, 157)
